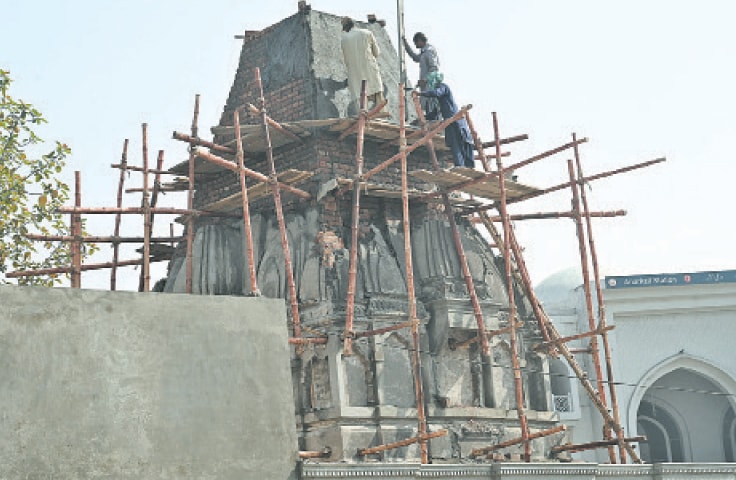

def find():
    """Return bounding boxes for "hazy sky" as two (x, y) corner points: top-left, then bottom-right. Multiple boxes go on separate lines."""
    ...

(3, 1), (735, 291)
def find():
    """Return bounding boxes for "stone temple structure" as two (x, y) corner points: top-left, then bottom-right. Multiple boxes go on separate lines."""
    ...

(163, 5), (561, 462)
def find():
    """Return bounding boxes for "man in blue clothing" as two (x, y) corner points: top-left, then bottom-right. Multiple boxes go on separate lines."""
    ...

(419, 72), (475, 168)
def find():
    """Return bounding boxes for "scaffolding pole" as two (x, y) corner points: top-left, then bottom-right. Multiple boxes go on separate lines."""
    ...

(254, 67), (302, 342)
(343, 81), (368, 356)
(573, 132), (627, 463)
(490, 112), (531, 462)
(234, 110), (259, 296)
(186, 95), (200, 294)
(410, 92), (490, 357)
(70, 171), (82, 288)
(110, 139), (128, 290)
(398, 84), (428, 464)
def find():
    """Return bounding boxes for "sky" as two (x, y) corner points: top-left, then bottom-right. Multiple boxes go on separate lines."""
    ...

(2, 0), (735, 291)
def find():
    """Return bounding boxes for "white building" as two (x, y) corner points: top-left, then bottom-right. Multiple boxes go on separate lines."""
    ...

(537, 268), (736, 463)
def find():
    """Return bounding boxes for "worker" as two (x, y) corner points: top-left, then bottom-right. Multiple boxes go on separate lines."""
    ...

(341, 17), (387, 113)
(419, 72), (474, 168)
(402, 32), (440, 116)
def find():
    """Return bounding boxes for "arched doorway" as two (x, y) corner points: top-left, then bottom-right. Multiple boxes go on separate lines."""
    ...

(635, 365), (734, 462)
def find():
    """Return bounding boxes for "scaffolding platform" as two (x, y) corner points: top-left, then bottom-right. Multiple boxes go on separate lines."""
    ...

(335, 178), (483, 209)
(411, 167), (541, 202)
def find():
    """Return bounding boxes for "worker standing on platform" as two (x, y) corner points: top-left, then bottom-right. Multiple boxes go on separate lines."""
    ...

(341, 17), (387, 113)
(419, 72), (474, 168)
(403, 32), (440, 117)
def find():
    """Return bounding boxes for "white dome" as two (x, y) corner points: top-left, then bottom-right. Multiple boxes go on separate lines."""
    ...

(534, 267), (582, 310)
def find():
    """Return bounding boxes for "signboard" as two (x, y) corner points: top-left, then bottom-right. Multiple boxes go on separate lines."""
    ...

(605, 270), (736, 289)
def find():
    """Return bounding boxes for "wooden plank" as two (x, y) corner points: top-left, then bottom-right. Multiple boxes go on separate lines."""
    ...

(335, 178), (482, 208)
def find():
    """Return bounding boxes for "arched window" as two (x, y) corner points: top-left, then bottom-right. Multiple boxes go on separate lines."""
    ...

(724, 408), (736, 462)
(637, 400), (684, 463)
(550, 358), (572, 413)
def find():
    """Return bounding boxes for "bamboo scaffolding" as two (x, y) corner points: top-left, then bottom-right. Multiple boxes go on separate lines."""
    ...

(533, 325), (615, 351)
(505, 157), (666, 207)
(193, 149), (311, 200)
(474, 212), (552, 345)
(469, 425), (568, 457)
(573, 132), (627, 463)
(551, 436), (646, 455)
(362, 105), (472, 181)
(26, 234), (184, 243)
(234, 110), (259, 296)
(398, 84), (428, 464)
(352, 320), (416, 339)
(419, 138), (587, 203)
(463, 111), (490, 171)
(410, 92), (490, 356)
(140, 123), (151, 292)
(111, 139), (128, 290)
(449, 321), (524, 350)
(343, 81), (368, 357)
(70, 171), (82, 288)
(566, 157), (614, 461)
(491, 112), (531, 462)
(298, 448), (331, 459)
(245, 103), (304, 144)
(254, 67), (302, 342)
(172, 131), (235, 154)
(110, 164), (179, 176)
(478, 210), (626, 222)
(288, 337), (328, 345)
(481, 134), (529, 149)
(6, 257), (169, 278)
(336, 99), (389, 141)
(186, 94), (200, 294)
(58, 207), (226, 216)
(358, 430), (447, 456)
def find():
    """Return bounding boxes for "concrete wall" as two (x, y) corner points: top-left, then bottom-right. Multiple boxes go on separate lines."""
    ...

(0, 286), (298, 479)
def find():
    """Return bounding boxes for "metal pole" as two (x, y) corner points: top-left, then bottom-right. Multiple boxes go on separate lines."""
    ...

(397, 0), (406, 85)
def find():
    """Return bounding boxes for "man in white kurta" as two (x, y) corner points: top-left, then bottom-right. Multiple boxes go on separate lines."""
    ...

(340, 17), (386, 111)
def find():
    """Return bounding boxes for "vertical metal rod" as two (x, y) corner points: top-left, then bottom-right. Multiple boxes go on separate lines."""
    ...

(410, 92), (489, 356)
(573, 134), (626, 463)
(399, 84), (428, 463)
(397, 0), (406, 85)
(344, 80), (368, 356)
(70, 171), (82, 288)
(492, 112), (530, 461)
(234, 110), (259, 296)
(254, 67), (301, 340)
(141, 123), (151, 293)
(185, 94), (200, 294)
(169, 223), (175, 248)
(111, 139), (128, 290)
(566, 157), (614, 462)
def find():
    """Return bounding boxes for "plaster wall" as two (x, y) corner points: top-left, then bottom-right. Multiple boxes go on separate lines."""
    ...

(0, 286), (298, 479)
